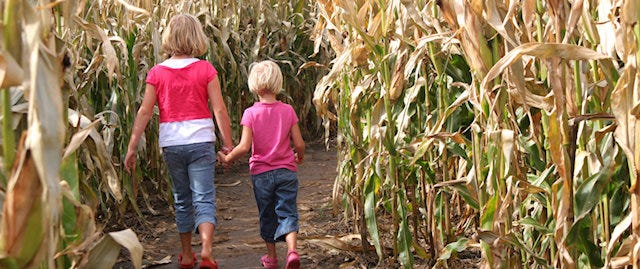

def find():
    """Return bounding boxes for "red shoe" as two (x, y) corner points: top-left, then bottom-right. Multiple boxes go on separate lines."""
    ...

(260, 254), (278, 269)
(178, 253), (197, 269)
(199, 257), (218, 269)
(285, 250), (300, 269)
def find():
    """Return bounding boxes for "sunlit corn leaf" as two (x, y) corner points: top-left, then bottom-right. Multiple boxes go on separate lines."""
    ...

(79, 229), (142, 269)
(483, 0), (518, 46)
(607, 213), (632, 266)
(304, 234), (370, 252)
(115, 0), (150, 16)
(480, 43), (611, 100)
(63, 117), (101, 161)
(73, 17), (120, 80)
(611, 67), (638, 183)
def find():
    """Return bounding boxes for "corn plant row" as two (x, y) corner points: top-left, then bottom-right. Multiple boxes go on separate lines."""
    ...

(313, 0), (639, 268)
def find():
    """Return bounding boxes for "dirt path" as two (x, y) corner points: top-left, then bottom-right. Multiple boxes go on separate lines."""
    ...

(115, 143), (366, 268)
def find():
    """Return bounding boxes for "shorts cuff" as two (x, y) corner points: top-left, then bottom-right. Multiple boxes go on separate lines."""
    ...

(194, 218), (217, 232)
(274, 226), (299, 242)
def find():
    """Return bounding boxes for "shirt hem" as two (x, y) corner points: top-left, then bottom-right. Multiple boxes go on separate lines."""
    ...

(160, 138), (215, 148)
(249, 165), (297, 175)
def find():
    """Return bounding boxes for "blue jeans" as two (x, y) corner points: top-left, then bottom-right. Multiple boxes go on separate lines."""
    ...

(162, 142), (217, 233)
(251, 168), (299, 243)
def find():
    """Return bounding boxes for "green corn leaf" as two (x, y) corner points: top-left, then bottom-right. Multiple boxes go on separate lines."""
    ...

(480, 194), (498, 231)
(364, 173), (382, 259)
(524, 139), (547, 172)
(61, 152), (80, 246)
(438, 237), (469, 261)
(452, 185), (479, 210)
(574, 172), (608, 222)
(519, 217), (553, 235)
(0, 257), (19, 269)
(396, 191), (414, 268)
(566, 218), (604, 267)
(502, 233), (548, 265)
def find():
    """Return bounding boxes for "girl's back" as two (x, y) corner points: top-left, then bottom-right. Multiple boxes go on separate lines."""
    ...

(242, 101), (298, 175)
(147, 59), (216, 123)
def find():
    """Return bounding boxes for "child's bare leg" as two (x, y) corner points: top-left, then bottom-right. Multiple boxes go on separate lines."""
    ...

(199, 222), (215, 260)
(266, 241), (277, 258)
(179, 232), (194, 263)
(285, 232), (297, 251)
(285, 232), (300, 268)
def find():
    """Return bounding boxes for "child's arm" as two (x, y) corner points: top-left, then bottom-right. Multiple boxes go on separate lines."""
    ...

(208, 76), (234, 151)
(218, 125), (252, 163)
(291, 123), (305, 164)
(124, 84), (157, 173)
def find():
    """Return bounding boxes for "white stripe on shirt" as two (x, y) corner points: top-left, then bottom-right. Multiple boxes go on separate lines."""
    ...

(159, 118), (216, 148)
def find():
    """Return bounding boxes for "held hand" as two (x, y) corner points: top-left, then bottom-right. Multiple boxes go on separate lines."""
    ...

(294, 152), (304, 164)
(217, 151), (231, 169)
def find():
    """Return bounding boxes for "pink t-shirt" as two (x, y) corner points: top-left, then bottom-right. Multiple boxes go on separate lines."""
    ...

(241, 101), (298, 175)
(146, 60), (217, 123)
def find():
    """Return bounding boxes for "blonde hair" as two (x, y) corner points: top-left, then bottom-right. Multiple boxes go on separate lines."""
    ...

(162, 14), (208, 57)
(248, 60), (283, 95)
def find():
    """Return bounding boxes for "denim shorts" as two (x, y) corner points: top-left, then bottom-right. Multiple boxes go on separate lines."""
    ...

(251, 168), (299, 243)
(162, 142), (217, 233)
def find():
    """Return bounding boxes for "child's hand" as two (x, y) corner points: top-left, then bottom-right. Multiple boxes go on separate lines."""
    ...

(217, 151), (231, 169)
(294, 152), (304, 164)
(124, 150), (136, 173)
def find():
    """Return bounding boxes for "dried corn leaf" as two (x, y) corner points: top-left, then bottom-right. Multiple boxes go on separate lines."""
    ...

(115, 0), (150, 16)
(611, 68), (638, 188)
(481, 42), (610, 103)
(0, 52), (23, 88)
(22, 2), (66, 267)
(303, 234), (371, 252)
(1, 140), (46, 269)
(67, 109), (122, 202)
(79, 229), (142, 269)
(73, 17), (120, 79)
